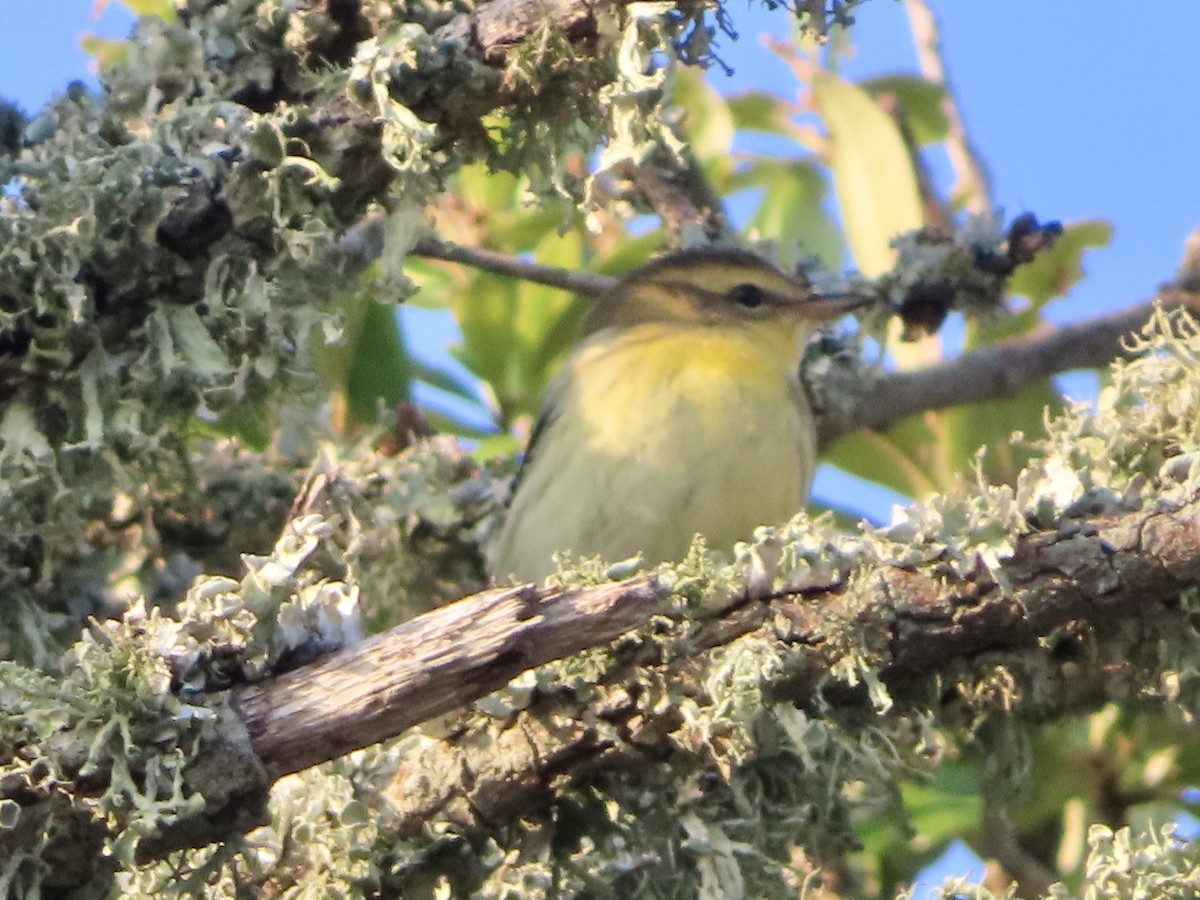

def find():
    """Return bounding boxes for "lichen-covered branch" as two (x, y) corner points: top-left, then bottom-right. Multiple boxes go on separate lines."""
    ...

(268, 482), (1200, 838)
(8, 307), (1200, 893)
(817, 289), (1200, 446)
(74, 457), (1200, 862)
(0, 0), (721, 663)
(613, 155), (734, 244)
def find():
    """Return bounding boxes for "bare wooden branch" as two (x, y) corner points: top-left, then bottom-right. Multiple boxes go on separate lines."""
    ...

(233, 575), (667, 779)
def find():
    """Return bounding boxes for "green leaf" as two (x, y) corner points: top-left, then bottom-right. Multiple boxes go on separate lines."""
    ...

(449, 274), (521, 405)
(421, 408), (495, 441)
(674, 68), (734, 185)
(824, 420), (937, 500)
(449, 230), (587, 427)
(405, 258), (464, 310)
(114, 0), (177, 19)
(1008, 218), (1113, 307)
(728, 91), (797, 137)
(743, 158), (843, 270)
(344, 301), (414, 425)
(80, 36), (130, 71)
(312, 290), (414, 428)
(412, 358), (481, 404)
(901, 760), (984, 846)
(827, 379), (1062, 497)
(472, 432), (522, 461)
(861, 75), (950, 145)
(594, 231), (662, 276)
(497, 208), (570, 252)
(811, 72), (924, 277)
(856, 760), (984, 896)
(514, 232), (588, 402)
(456, 164), (520, 211)
(945, 384), (1063, 486)
(213, 403), (272, 452)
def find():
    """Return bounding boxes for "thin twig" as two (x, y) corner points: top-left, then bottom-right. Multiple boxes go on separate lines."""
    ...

(613, 156), (734, 245)
(904, 0), (994, 213)
(980, 803), (1059, 898)
(412, 237), (617, 297)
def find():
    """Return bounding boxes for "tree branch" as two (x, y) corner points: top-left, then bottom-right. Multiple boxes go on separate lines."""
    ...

(816, 289), (1200, 448)
(613, 156), (734, 245)
(412, 237), (617, 297)
(903, 0), (994, 213)
(108, 482), (1200, 858)
(380, 488), (1200, 838)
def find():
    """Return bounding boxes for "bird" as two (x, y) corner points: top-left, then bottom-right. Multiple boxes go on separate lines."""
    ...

(488, 246), (862, 583)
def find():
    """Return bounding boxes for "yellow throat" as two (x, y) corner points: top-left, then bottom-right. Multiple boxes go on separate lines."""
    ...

(489, 247), (857, 583)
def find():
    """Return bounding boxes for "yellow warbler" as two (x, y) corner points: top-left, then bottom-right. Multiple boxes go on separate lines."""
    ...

(490, 247), (860, 582)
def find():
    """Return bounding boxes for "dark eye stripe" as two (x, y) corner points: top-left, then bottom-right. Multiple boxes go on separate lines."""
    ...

(729, 283), (765, 308)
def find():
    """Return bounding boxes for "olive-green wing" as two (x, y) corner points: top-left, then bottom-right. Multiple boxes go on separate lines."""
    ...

(504, 378), (564, 507)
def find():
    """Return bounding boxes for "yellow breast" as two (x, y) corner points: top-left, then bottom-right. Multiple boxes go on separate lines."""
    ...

(490, 320), (815, 582)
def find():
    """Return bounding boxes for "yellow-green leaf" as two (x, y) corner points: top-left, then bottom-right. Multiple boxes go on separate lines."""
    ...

(744, 158), (843, 270)
(812, 71), (923, 277)
(80, 36), (130, 71)
(728, 91), (797, 137)
(1008, 218), (1113, 307)
(115, 0), (177, 19)
(824, 420), (939, 500)
(343, 302), (414, 425)
(674, 68), (734, 185)
(862, 75), (950, 146)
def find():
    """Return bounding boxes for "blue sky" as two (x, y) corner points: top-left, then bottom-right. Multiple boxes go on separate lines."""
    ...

(3, 1), (1196, 889)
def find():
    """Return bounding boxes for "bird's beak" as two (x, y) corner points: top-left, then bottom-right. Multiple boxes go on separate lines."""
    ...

(778, 291), (872, 321)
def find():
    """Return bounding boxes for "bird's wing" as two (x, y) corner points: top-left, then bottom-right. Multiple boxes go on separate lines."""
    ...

(504, 376), (564, 506)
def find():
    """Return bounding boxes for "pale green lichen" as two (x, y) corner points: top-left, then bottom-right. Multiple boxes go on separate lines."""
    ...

(123, 757), (393, 897)
(2, 0), (713, 675)
(1019, 305), (1200, 523)
(0, 605), (213, 895)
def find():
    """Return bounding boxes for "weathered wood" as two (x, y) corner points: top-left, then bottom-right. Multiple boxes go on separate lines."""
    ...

(233, 575), (668, 778)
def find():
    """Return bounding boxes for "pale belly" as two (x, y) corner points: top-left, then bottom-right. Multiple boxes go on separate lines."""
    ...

(491, 325), (815, 582)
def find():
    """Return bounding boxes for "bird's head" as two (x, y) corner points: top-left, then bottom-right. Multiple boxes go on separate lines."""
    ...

(584, 247), (862, 338)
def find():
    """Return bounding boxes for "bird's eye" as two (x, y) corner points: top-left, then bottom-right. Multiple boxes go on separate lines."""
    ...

(729, 283), (765, 308)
